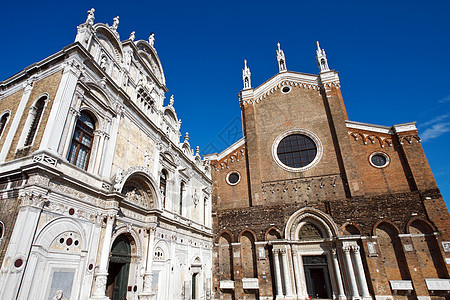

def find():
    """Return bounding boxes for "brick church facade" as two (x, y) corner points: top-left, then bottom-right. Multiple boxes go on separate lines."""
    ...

(205, 43), (450, 299)
(0, 8), (449, 300)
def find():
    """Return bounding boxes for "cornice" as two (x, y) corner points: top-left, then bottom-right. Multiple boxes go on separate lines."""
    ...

(204, 137), (245, 162)
(240, 71), (321, 106)
(346, 120), (417, 135)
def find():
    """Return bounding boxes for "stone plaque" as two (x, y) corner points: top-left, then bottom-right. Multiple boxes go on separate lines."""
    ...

(425, 278), (450, 290)
(47, 271), (74, 300)
(258, 247), (265, 258)
(242, 278), (259, 289)
(367, 242), (377, 256)
(389, 280), (413, 290)
(442, 241), (450, 252)
(233, 251), (240, 258)
(220, 280), (235, 289)
(403, 244), (414, 252)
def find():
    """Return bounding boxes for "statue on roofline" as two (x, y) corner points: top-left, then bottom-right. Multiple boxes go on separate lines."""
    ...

(86, 8), (95, 25)
(148, 32), (155, 47)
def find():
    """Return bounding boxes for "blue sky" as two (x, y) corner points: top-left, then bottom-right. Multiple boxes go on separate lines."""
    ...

(0, 1), (449, 208)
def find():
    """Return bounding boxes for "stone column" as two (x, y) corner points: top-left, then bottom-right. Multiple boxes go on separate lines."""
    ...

(331, 249), (346, 300)
(352, 245), (371, 300)
(272, 248), (284, 298)
(101, 103), (123, 179)
(0, 192), (46, 300)
(140, 225), (157, 299)
(291, 249), (303, 298)
(61, 107), (80, 158)
(343, 246), (360, 299)
(281, 248), (293, 297)
(92, 214), (115, 298)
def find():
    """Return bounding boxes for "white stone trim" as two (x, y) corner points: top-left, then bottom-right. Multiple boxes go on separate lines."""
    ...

(204, 137), (245, 161)
(272, 128), (323, 173)
(369, 152), (390, 168)
(346, 120), (392, 134)
(226, 171), (241, 186)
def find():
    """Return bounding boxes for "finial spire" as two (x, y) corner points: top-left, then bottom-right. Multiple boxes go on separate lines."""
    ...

(276, 42), (287, 72)
(184, 132), (190, 142)
(169, 95), (174, 106)
(315, 40), (330, 73)
(242, 59), (252, 90)
(86, 8), (95, 25)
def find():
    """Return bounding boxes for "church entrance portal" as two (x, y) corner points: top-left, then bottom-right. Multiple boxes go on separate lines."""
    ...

(106, 235), (131, 300)
(303, 255), (332, 299)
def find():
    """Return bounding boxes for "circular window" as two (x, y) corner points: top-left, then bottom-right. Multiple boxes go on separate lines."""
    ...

(272, 129), (323, 172)
(281, 86), (291, 94)
(226, 172), (241, 185)
(369, 152), (389, 168)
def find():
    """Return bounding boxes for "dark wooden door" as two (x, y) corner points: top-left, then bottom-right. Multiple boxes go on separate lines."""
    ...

(106, 235), (131, 300)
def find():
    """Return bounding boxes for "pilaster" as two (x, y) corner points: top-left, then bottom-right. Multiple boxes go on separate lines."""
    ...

(40, 59), (82, 154)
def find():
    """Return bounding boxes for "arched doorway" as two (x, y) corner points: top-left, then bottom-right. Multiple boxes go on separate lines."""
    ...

(106, 235), (131, 300)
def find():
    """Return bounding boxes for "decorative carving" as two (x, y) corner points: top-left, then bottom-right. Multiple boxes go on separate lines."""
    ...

(399, 135), (421, 145)
(93, 274), (107, 295)
(111, 16), (119, 31)
(20, 192), (46, 208)
(86, 8), (95, 25)
(351, 245), (360, 253)
(298, 223), (323, 240)
(342, 246), (351, 253)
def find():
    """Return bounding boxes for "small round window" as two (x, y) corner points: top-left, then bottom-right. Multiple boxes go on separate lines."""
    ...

(369, 152), (389, 168)
(272, 129), (323, 172)
(226, 172), (240, 185)
(281, 86), (291, 94)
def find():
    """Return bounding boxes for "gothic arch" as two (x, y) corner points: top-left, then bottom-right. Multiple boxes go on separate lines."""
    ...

(85, 82), (113, 109)
(406, 217), (436, 234)
(239, 230), (258, 278)
(285, 207), (339, 241)
(372, 219), (401, 236)
(153, 240), (170, 262)
(265, 227), (282, 241)
(375, 221), (410, 280)
(215, 230), (234, 244)
(93, 24), (124, 62)
(342, 222), (362, 236)
(238, 229), (257, 242)
(78, 106), (100, 129)
(118, 171), (161, 210)
(135, 41), (166, 85)
(111, 224), (142, 257)
(407, 218), (447, 278)
(34, 217), (87, 252)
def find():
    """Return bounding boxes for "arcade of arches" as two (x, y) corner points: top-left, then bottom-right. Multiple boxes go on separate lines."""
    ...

(214, 209), (449, 300)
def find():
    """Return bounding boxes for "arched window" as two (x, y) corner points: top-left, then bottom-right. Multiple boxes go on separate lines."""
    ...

(0, 112), (10, 139)
(179, 182), (185, 215)
(19, 96), (47, 149)
(0, 221), (4, 246)
(67, 111), (95, 170)
(160, 170), (168, 208)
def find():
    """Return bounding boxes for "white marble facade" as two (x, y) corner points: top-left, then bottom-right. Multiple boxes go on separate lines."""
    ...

(0, 9), (212, 300)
